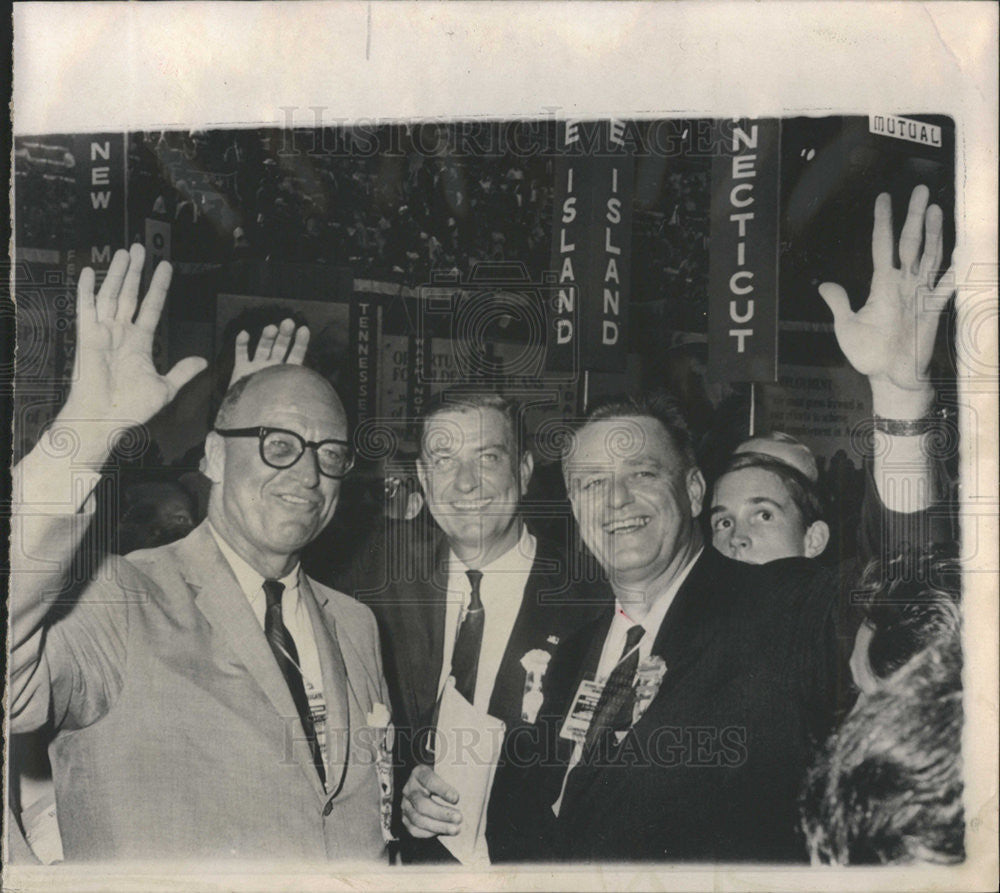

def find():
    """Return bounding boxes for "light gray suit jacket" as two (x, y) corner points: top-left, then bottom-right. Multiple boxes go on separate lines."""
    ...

(9, 519), (391, 862)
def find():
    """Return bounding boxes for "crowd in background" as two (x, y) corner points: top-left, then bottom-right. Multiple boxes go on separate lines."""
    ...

(14, 128), (713, 308)
(12, 141), (76, 251)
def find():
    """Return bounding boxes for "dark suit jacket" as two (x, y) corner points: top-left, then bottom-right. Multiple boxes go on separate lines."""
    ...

(358, 529), (609, 861)
(490, 547), (855, 863)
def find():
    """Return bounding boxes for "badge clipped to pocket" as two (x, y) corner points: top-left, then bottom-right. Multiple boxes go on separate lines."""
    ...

(520, 648), (553, 723)
(559, 676), (605, 744)
(633, 655), (667, 725)
(367, 702), (395, 843)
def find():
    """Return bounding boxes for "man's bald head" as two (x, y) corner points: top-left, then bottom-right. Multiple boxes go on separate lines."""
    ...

(215, 365), (345, 431)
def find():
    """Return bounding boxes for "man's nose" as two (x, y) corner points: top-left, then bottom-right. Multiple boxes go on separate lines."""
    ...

(453, 459), (480, 493)
(609, 474), (633, 509)
(289, 447), (322, 487)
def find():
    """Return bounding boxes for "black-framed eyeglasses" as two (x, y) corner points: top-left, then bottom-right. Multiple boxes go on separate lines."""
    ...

(214, 426), (355, 479)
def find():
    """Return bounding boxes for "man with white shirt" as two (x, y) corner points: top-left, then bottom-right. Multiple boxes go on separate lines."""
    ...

(492, 184), (956, 862)
(488, 392), (853, 861)
(367, 392), (604, 862)
(8, 247), (391, 861)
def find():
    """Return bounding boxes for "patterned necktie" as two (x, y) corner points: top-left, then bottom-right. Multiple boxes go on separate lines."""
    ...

(263, 579), (326, 786)
(450, 569), (485, 704)
(583, 623), (646, 752)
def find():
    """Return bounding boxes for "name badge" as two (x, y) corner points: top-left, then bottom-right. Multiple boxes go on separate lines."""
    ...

(633, 655), (667, 724)
(367, 703), (396, 843)
(559, 677), (605, 744)
(304, 679), (329, 788)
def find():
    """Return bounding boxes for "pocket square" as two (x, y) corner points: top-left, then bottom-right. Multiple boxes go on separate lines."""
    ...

(367, 702), (391, 728)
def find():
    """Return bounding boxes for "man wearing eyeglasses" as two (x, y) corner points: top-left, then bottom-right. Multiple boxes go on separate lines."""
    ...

(8, 247), (392, 862)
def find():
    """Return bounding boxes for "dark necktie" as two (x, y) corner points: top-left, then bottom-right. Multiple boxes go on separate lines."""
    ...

(583, 623), (646, 752)
(450, 569), (485, 704)
(263, 579), (326, 786)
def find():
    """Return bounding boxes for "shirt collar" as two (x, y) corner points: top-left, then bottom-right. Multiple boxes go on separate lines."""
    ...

(614, 547), (703, 637)
(208, 522), (300, 599)
(447, 524), (537, 579)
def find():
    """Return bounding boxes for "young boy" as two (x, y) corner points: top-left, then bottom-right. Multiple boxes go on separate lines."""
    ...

(709, 447), (831, 565)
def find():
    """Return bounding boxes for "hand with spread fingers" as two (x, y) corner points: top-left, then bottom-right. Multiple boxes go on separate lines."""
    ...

(229, 318), (310, 388)
(63, 244), (208, 433)
(819, 185), (954, 412)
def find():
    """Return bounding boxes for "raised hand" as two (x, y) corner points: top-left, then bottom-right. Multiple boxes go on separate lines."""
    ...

(63, 244), (207, 434)
(818, 185), (954, 404)
(229, 318), (310, 388)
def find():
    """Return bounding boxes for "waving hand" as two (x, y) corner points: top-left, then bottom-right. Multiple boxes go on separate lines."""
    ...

(65, 244), (207, 430)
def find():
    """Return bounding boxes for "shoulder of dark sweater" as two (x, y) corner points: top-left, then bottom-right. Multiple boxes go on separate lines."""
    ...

(703, 549), (854, 652)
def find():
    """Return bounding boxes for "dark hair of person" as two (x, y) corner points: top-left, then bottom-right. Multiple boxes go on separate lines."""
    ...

(417, 389), (526, 460)
(800, 629), (964, 865)
(579, 391), (697, 470)
(714, 451), (827, 527)
(860, 560), (962, 681)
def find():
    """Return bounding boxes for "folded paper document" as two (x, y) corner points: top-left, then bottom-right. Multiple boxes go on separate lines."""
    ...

(434, 677), (506, 865)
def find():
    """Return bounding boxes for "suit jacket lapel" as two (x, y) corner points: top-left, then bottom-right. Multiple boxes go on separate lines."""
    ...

(178, 524), (325, 800)
(426, 545), (449, 698)
(301, 577), (351, 797)
(486, 548), (556, 725)
(410, 542), (450, 724)
(649, 549), (727, 691)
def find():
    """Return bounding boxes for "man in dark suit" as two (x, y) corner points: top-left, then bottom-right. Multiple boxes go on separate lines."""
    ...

(362, 391), (604, 862)
(490, 184), (956, 862)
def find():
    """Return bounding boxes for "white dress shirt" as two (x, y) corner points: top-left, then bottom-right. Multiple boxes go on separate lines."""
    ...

(553, 548), (703, 816)
(208, 525), (326, 709)
(436, 526), (537, 713)
(595, 548), (703, 683)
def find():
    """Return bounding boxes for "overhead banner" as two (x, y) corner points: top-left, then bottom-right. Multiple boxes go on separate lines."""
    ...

(547, 120), (634, 374)
(707, 119), (781, 383)
(56, 134), (128, 382)
(71, 133), (127, 274)
(349, 294), (381, 425)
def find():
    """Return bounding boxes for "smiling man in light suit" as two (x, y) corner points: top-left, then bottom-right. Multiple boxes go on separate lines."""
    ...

(8, 246), (392, 862)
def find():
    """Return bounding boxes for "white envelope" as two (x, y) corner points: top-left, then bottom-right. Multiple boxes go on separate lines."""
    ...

(434, 677), (506, 866)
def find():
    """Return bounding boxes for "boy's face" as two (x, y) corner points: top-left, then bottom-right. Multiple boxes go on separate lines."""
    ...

(709, 467), (828, 564)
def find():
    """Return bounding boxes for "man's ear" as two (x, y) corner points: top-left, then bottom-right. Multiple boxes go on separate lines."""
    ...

(802, 520), (830, 558)
(415, 459), (430, 498)
(687, 468), (707, 518)
(403, 490), (424, 521)
(203, 431), (225, 485)
(519, 450), (535, 497)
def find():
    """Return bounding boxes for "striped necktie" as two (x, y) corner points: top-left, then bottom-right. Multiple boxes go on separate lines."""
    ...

(583, 623), (646, 752)
(263, 579), (326, 786)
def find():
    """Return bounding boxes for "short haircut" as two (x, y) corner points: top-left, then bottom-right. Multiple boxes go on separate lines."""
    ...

(417, 389), (526, 460)
(800, 630), (964, 865)
(576, 391), (697, 470)
(714, 451), (826, 527)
